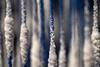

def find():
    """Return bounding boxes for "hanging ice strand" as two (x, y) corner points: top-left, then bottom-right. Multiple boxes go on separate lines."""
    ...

(48, 0), (57, 67)
(20, 0), (29, 66)
(91, 0), (100, 66)
(31, 0), (42, 67)
(37, 0), (47, 66)
(58, 0), (67, 67)
(4, 0), (14, 67)
(68, 0), (80, 67)
(83, 0), (93, 67)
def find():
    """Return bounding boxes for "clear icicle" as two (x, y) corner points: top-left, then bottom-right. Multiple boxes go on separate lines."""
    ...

(20, 0), (29, 66)
(83, 0), (93, 67)
(4, 0), (14, 66)
(58, 30), (67, 67)
(31, 0), (42, 67)
(68, 12), (80, 67)
(91, 0), (100, 66)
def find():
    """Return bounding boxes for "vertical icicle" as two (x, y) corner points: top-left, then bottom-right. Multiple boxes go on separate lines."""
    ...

(31, 0), (42, 67)
(37, 0), (47, 66)
(4, 0), (14, 67)
(0, 32), (2, 67)
(83, 0), (93, 67)
(20, 0), (29, 66)
(58, 0), (67, 67)
(48, 0), (57, 67)
(68, 1), (80, 66)
(91, 0), (100, 66)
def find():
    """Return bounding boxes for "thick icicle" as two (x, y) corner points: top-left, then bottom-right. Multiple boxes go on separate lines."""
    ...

(91, 0), (100, 66)
(31, 0), (43, 67)
(20, 0), (29, 66)
(48, 0), (57, 67)
(20, 23), (29, 65)
(4, 0), (14, 67)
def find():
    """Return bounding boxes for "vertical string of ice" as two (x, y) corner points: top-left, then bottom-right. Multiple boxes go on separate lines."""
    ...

(20, 0), (29, 66)
(68, 1), (80, 66)
(91, 0), (100, 66)
(37, 0), (47, 66)
(58, 0), (67, 67)
(48, 0), (57, 67)
(31, 0), (42, 67)
(4, 0), (14, 67)
(83, 0), (93, 67)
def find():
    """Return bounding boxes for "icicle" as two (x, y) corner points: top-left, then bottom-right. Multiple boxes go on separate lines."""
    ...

(20, 0), (29, 66)
(20, 23), (29, 66)
(31, 0), (42, 67)
(68, 2), (80, 66)
(37, 0), (47, 66)
(58, 30), (67, 67)
(83, 0), (93, 67)
(91, 0), (100, 66)
(58, 0), (67, 67)
(48, 0), (57, 67)
(0, 32), (2, 67)
(4, 0), (14, 67)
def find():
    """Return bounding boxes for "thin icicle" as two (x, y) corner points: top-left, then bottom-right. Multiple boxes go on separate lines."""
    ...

(4, 0), (14, 67)
(48, 0), (57, 67)
(58, 0), (67, 67)
(20, 0), (29, 66)
(68, 11), (80, 67)
(91, 0), (100, 66)
(83, 0), (93, 67)
(31, 0), (42, 67)
(37, 0), (47, 66)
